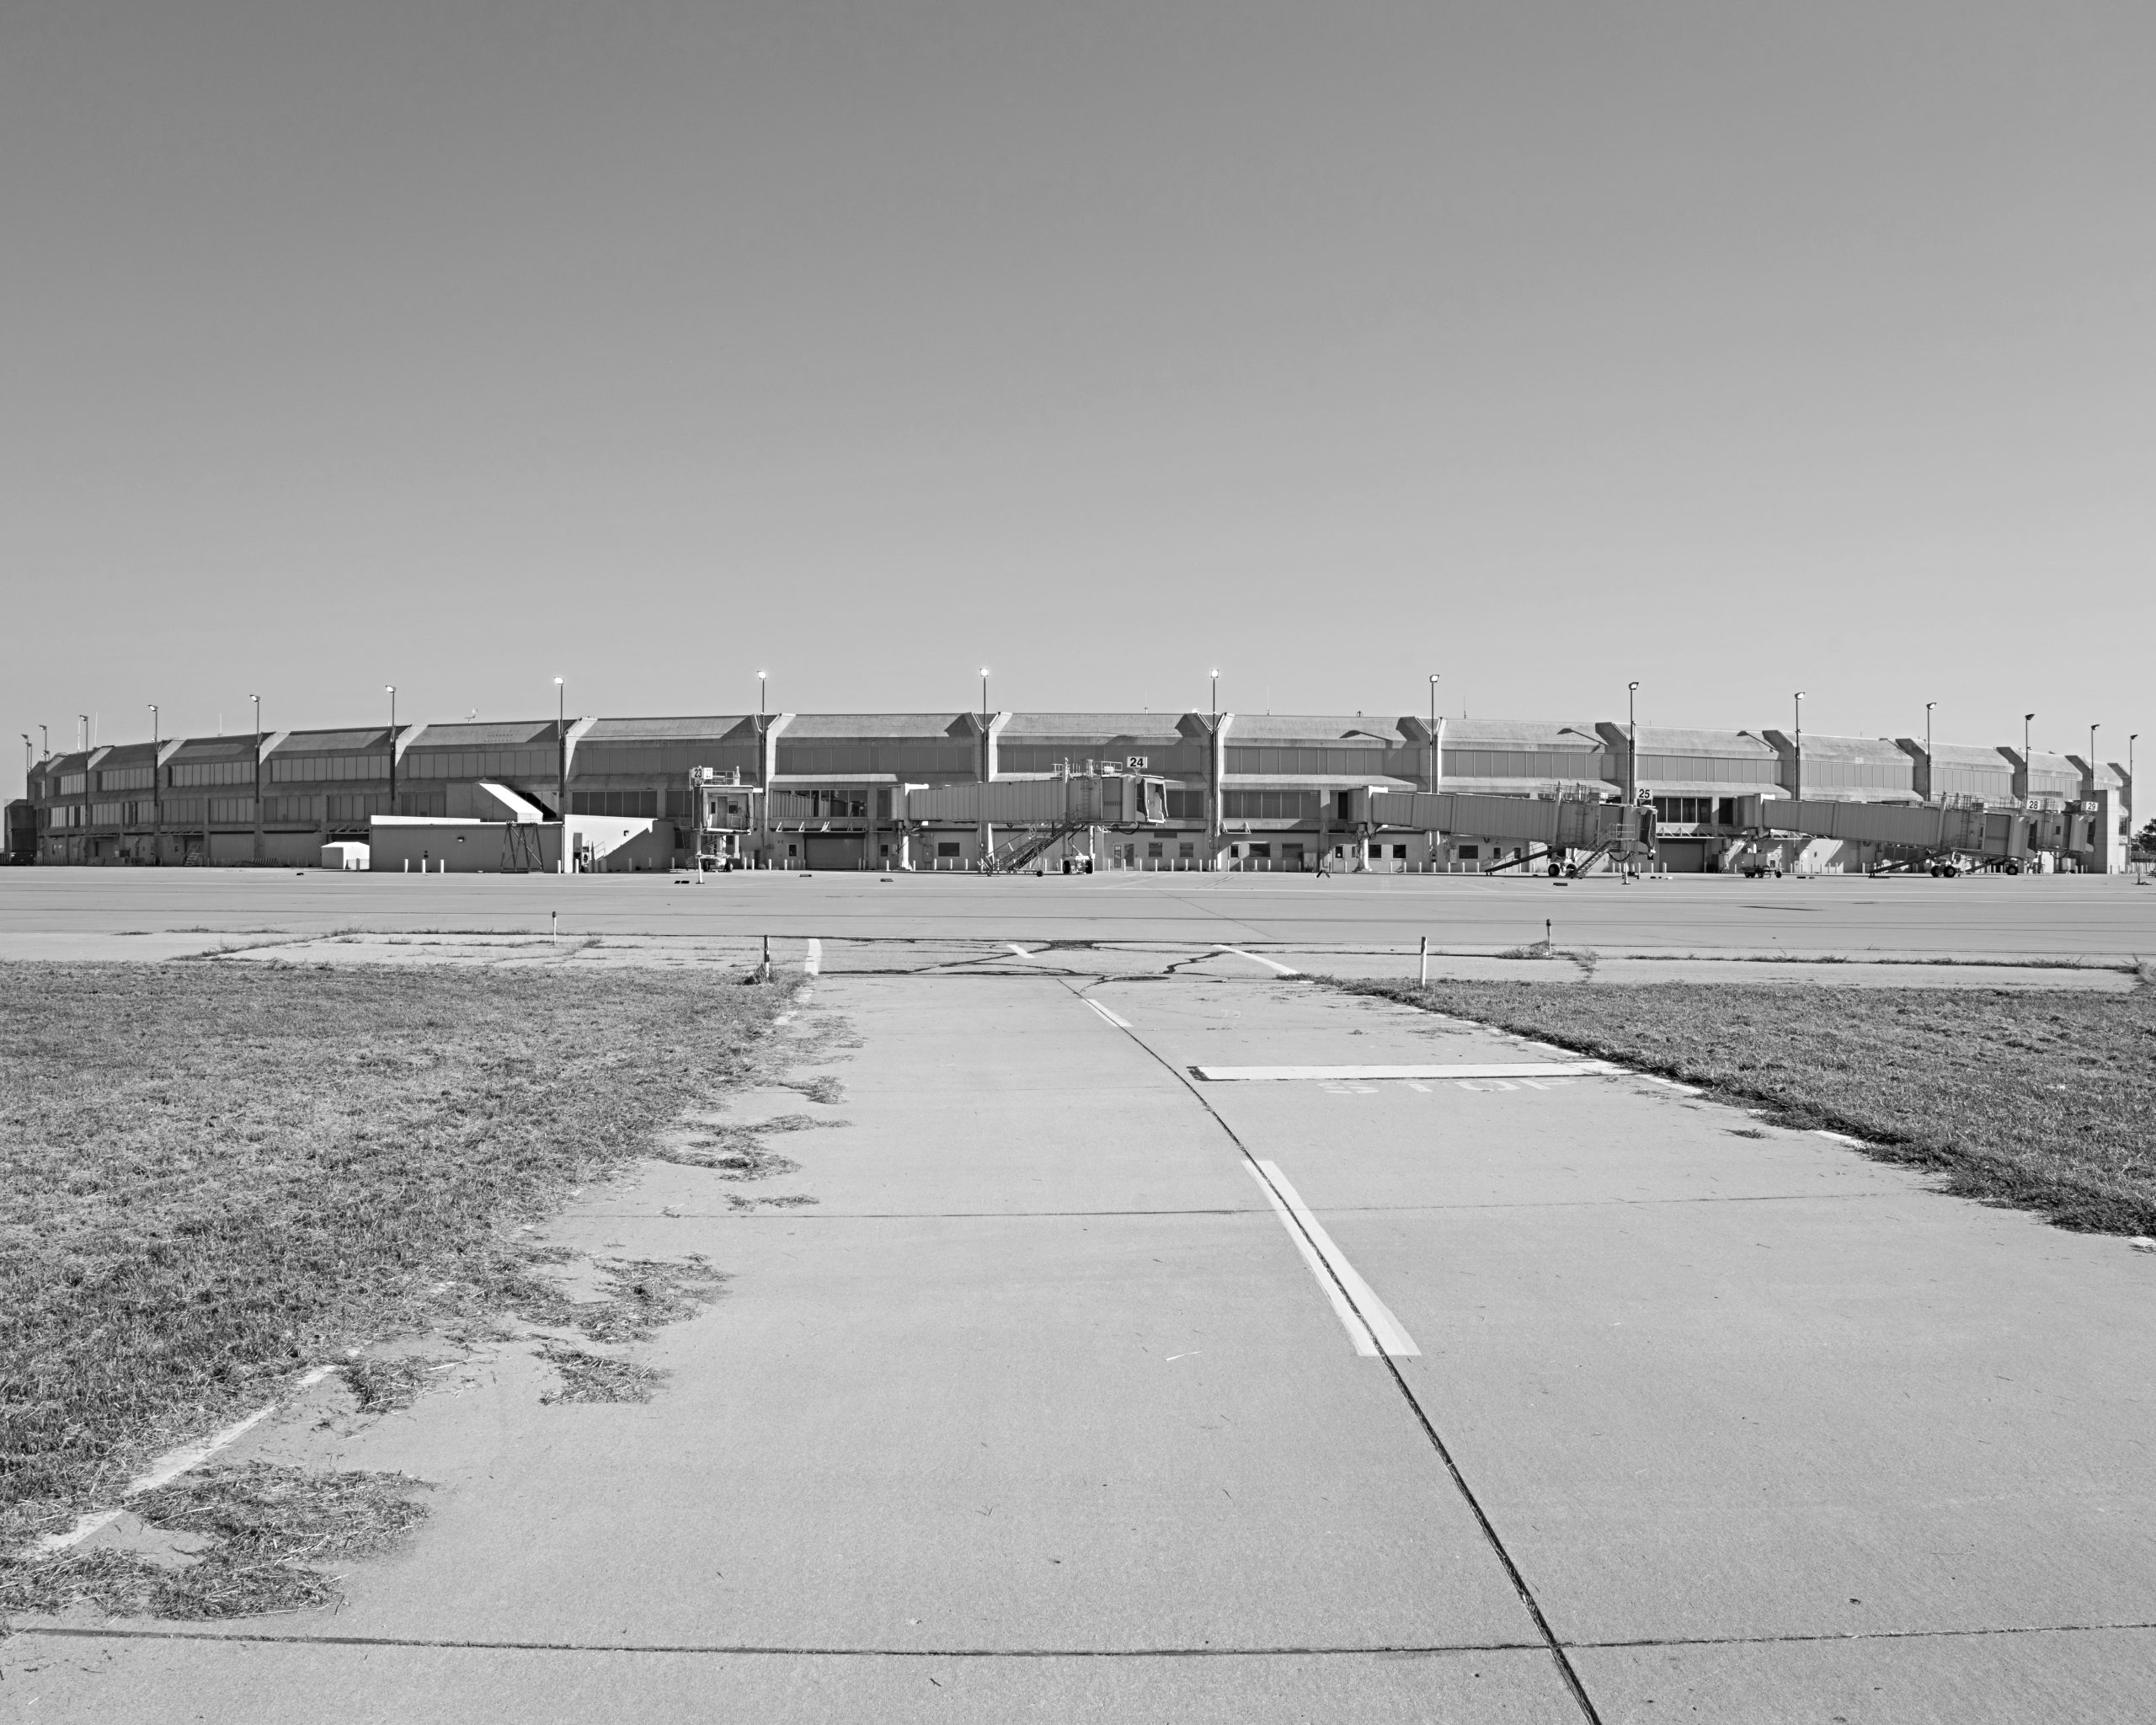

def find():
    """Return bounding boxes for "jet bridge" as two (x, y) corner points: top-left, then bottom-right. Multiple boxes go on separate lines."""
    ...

(1369, 791), (1653, 871)
(1730, 795), (2030, 872)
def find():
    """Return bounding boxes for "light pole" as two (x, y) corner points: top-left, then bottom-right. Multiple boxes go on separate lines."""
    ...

(1209, 670), (1222, 865)
(385, 686), (398, 813)
(1924, 701), (1935, 802)
(755, 672), (769, 863)
(1428, 674), (1440, 788)
(40, 724), (49, 759)
(1792, 692), (1805, 806)
(2024, 713), (2035, 802)
(2089, 724), (2100, 798)
(977, 668), (993, 866)
(2130, 734), (2139, 850)
(554, 676), (567, 824)
(78, 714), (88, 754)
(1625, 681), (1639, 804)
(148, 704), (161, 859)
(250, 694), (263, 864)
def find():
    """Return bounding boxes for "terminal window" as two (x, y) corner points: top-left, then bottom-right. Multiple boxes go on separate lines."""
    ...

(169, 760), (254, 788)
(1652, 796), (1734, 825)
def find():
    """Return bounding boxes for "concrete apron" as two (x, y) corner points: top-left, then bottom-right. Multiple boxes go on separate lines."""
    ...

(6, 868), (2156, 964)
(12, 967), (2156, 1722)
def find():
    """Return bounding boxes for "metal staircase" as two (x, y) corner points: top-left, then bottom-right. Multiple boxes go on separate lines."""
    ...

(984, 819), (1088, 874)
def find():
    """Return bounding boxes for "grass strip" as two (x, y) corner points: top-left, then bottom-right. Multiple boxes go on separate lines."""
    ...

(0, 960), (787, 1551)
(1328, 977), (2156, 1236)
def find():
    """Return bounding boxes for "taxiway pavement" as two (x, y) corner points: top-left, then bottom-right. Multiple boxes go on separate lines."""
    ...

(2, 868), (2153, 964)
(10, 944), (2153, 1722)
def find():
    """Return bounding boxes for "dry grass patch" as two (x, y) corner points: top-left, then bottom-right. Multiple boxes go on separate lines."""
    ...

(537, 1346), (668, 1405)
(1332, 977), (2156, 1235)
(0, 1463), (430, 1621)
(339, 1355), (450, 1413)
(0, 961), (787, 1554)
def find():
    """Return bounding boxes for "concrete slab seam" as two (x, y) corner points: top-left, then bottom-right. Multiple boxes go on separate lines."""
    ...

(18, 1616), (2156, 1658)
(5, 1625), (1558, 1658)
(1195, 1061), (1622, 1082)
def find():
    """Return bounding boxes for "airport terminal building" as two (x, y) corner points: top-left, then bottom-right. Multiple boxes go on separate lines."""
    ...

(10, 708), (2136, 874)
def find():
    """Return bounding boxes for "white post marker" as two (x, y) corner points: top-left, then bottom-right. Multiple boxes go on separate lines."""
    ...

(1245, 1162), (1418, 1357)
(1418, 935), (1428, 985)
(804, 937), (822, 975)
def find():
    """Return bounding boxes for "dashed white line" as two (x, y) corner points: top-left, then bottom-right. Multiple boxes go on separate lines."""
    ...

(1197, 1061), (1620, 1082)
(1083, 997), (1133, 1030)
(1247, 1162), (1418, 1357)
(1007, 943), (1032, 959)
(1244, 1164), (1377, 1355)
(1214, 945), (1299, 975)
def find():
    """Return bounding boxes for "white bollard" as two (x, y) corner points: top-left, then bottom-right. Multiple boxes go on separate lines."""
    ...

(1418, 934), (1428, 985)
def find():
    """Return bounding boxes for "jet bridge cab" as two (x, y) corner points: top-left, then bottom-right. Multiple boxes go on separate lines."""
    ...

(689, 766), (763, 871)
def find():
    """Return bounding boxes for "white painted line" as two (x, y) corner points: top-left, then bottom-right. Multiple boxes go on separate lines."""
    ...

(1214, 944), (1299, 975)
(1196, 1061), (1621, 1081)
(35, 1364), (339, 1556)
(1256, 1162), (1419, 1357)
(1083, 997), (1133, 1030)
(803, 937), (822, 975)
(1814, 1130), (1868, 1147)
(1006, 943), (1033, 959)
(1243, 1163), (1377, 1356)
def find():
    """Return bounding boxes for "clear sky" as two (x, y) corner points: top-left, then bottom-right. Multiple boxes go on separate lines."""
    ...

(5, 2), (2150, 791)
